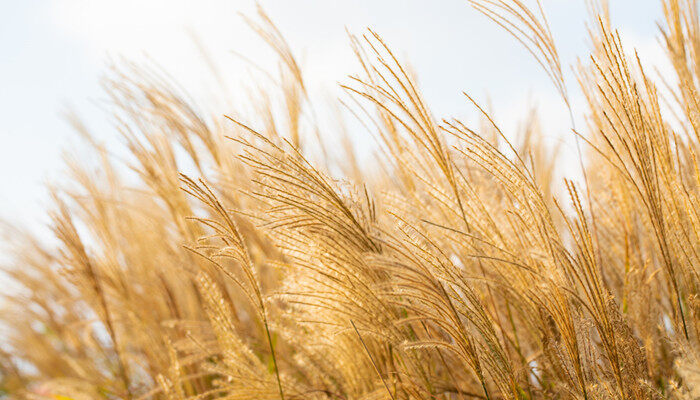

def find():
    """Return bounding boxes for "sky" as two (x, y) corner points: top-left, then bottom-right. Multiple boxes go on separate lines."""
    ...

(0, 0), (669, 235)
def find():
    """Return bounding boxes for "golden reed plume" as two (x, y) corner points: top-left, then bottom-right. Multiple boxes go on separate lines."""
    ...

(2, 1), (700, 399)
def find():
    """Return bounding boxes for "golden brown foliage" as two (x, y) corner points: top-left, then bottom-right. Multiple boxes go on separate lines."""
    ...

(2, 1), (700, 399)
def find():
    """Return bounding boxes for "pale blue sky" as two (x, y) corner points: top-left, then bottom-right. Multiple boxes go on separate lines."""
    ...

(0, 0), (666, 233)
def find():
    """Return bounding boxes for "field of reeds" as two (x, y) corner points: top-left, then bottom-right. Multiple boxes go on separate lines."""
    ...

(1, 0), (699, 399)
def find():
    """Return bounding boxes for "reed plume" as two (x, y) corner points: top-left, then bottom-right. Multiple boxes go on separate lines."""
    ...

(2, 1), (700, 399)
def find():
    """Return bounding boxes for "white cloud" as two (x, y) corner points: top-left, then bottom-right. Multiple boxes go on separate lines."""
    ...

(50, 0), (252, 57)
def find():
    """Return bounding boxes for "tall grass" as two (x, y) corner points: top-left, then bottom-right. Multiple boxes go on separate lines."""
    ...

(2, 1), (700, 399)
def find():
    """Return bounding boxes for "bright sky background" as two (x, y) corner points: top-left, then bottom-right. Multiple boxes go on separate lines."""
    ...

(0, 0), (669, 235)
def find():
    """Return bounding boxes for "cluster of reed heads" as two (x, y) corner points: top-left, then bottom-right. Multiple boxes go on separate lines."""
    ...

(2, 0), (700, 398)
